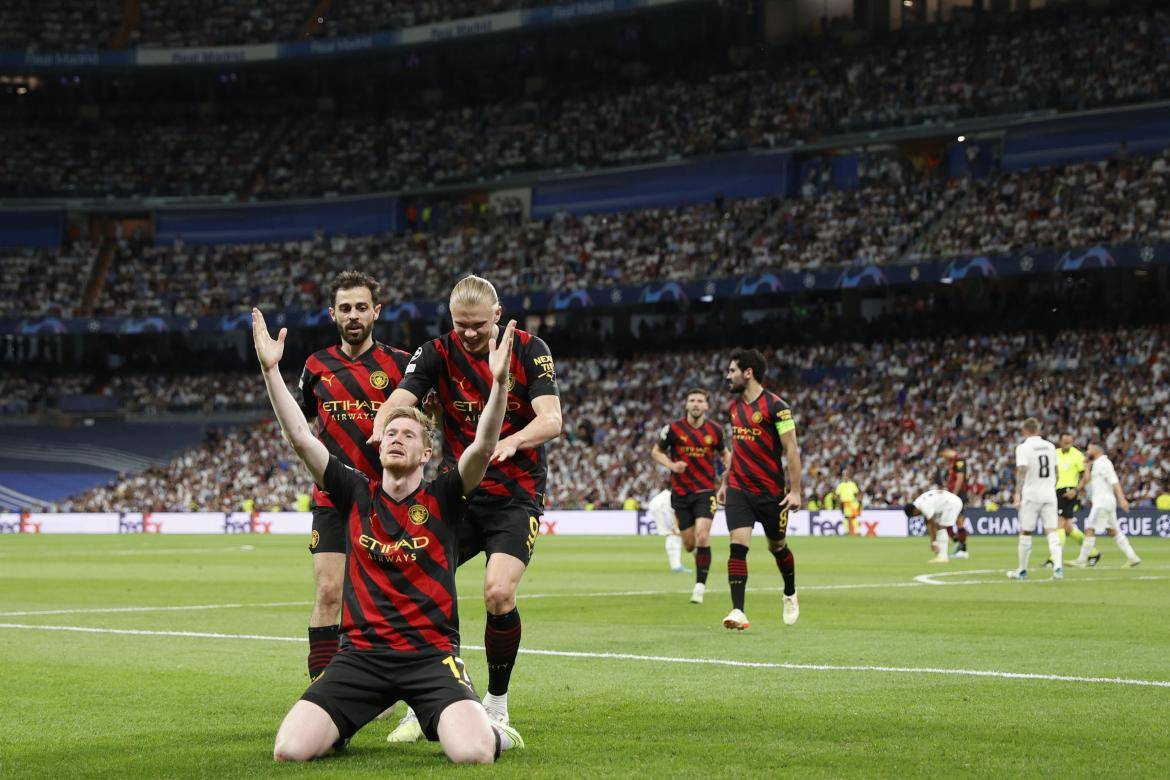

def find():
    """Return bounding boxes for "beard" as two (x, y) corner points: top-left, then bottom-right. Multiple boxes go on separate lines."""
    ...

(728, 381), (745, 394)
(339, 320), (372, 346)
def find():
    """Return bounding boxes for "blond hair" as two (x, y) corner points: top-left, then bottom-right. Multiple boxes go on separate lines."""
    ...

(381, 406), (436, 441)
(1022, 417), (1041, 434)
(450, 275), (499, 309)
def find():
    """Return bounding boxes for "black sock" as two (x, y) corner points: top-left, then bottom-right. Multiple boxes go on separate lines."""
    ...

(308, 624), (340, 680)
(728, 543), (749, 611)
(485, 608), (521, 696)
(772, 546), (796, 596)
(695, 546), (712, 585)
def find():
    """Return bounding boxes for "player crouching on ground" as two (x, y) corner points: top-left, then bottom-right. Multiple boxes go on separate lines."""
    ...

(253, 308), (525, 764)
(904, 489), (967, 563)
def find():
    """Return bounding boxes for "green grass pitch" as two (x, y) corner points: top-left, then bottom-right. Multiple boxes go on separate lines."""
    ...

(1, 534), (1167, 778)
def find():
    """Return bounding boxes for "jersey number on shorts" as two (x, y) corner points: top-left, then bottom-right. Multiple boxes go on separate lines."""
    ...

(709, 495), (717, 516)
(442, 656), (474, 690)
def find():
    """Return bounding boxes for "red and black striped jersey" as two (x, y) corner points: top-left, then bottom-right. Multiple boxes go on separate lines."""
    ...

(944, 455), (967, 496)
(657, 418), (726, 496)
(320, 455), (467, 657)
(299, 342), (410, 506)
(728, 390), (796, 497)
(397, 329), (558, 506)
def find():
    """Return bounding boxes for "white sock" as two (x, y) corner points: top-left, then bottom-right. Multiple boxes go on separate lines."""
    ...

(1018, 535), (1033, 572)
(665, 534), (683, 569)
(1115, 532), (1138, 562)
(1046, 531), (1063, 569)
(934, 529), (949, 558)
(1077, 535), (1095, 562)
(493, 723), (516, 752)
(483, 692), (508, 718)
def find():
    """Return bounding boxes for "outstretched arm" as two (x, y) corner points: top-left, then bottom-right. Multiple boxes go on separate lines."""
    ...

(458, 320), (517, 494)
(253, 309), (329, 486)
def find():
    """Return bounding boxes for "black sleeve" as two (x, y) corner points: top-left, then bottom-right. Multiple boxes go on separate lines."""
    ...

(321, 454), (366, 517)
(396, 340), (442, 399)
(656, 423), (674, 451)
(298, 361), (318, 421)
(714, 424), (727, 452)
(522, 336), (559, 399)
(433, 467), (470, 528)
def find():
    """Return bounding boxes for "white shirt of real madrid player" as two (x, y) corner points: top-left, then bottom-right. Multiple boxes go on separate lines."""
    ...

(1009, 418), (1063, 580)
(1071, 442), (1142, 567)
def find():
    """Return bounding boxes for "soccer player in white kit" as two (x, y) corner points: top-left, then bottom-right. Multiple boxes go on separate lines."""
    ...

(904, 489), (965, 563)
(1070, 443), (1142, 568)
(1010, 418), (1063, 580)
(647, 488), (690, 575)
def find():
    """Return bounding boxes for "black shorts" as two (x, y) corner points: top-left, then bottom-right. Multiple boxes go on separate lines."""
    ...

(458, 495), (541, 567)
(670, 491), (717, 531)
(309, 502), (346, 555)
(301, 647), (480, 742)
(1056, 489), (1080, 519)
(725, 488), (790, 541)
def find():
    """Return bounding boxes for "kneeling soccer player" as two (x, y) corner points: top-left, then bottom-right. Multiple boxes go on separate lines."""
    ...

(254, 308), (525, 764)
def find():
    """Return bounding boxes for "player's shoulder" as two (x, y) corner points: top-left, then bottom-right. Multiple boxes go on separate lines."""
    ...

(304, 345), (339, 369)
(374, 341), (411, 360)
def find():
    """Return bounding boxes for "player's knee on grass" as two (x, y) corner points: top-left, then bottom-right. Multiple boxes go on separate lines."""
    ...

(273, 701), (339, 762)
(437, 701), (496, 764)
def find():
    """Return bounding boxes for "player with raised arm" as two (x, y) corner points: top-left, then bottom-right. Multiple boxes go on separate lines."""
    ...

(717, 348), (802, 630)
(370, 275), (562, 740)
(651, 388), (730, 603)
(1070, 443), (1141, 568)
(904, 489), (966, 563)
(254, 308), (524, 764)
(1009, 418), (1063, 580)
(299, 270), (411, 685)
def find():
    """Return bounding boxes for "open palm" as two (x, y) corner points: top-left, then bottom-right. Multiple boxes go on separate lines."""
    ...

(252, 308), (286, 371)
(488, 319), (517, 385)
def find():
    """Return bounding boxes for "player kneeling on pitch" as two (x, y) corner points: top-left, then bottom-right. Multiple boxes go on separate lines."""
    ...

(904, 489), (967, 563)
(253, 309), (525, 764)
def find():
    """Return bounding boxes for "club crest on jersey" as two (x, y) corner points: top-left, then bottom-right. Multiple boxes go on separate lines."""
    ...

(408, 504), (430, 526)
(506, 373), (515, 392)
(370, 370), (390, 390)
(704, 435), (714, 445)
(752, 411), (764, 423)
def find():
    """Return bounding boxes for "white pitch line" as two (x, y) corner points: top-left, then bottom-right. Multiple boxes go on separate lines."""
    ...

(4, 571), (1166, 617)
(0, 601), (312, 617)
(1, 622), (1167, 689)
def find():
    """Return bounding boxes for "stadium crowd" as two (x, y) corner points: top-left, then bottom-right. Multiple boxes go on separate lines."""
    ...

(56, 325), (1170, 514)
(1, 146), (1159, 322)
(1, 6), (1165, 200)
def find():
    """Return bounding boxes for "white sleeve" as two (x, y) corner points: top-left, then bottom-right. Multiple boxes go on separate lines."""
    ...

(1104, 461), (1120, 486)
(1014, 443), (1027, 468)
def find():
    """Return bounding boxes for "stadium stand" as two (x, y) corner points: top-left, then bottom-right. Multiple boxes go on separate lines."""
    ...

(2, 6), (1166, 200)
(5, 146), (1166, 320)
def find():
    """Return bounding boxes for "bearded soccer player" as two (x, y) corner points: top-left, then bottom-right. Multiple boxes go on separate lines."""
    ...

(717, 348), (802, 631)
(255, 309), (524, 764)
(938, 446), (971, 557)
(299, 271), (411, 684)
(1048, 432), (1095, 567)
(370, 274), (561, 739)
(651, 388), (730, 604)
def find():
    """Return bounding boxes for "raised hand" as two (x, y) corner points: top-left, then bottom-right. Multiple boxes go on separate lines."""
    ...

(488, 319), (517, 386)
(252, 308), (287, 372)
